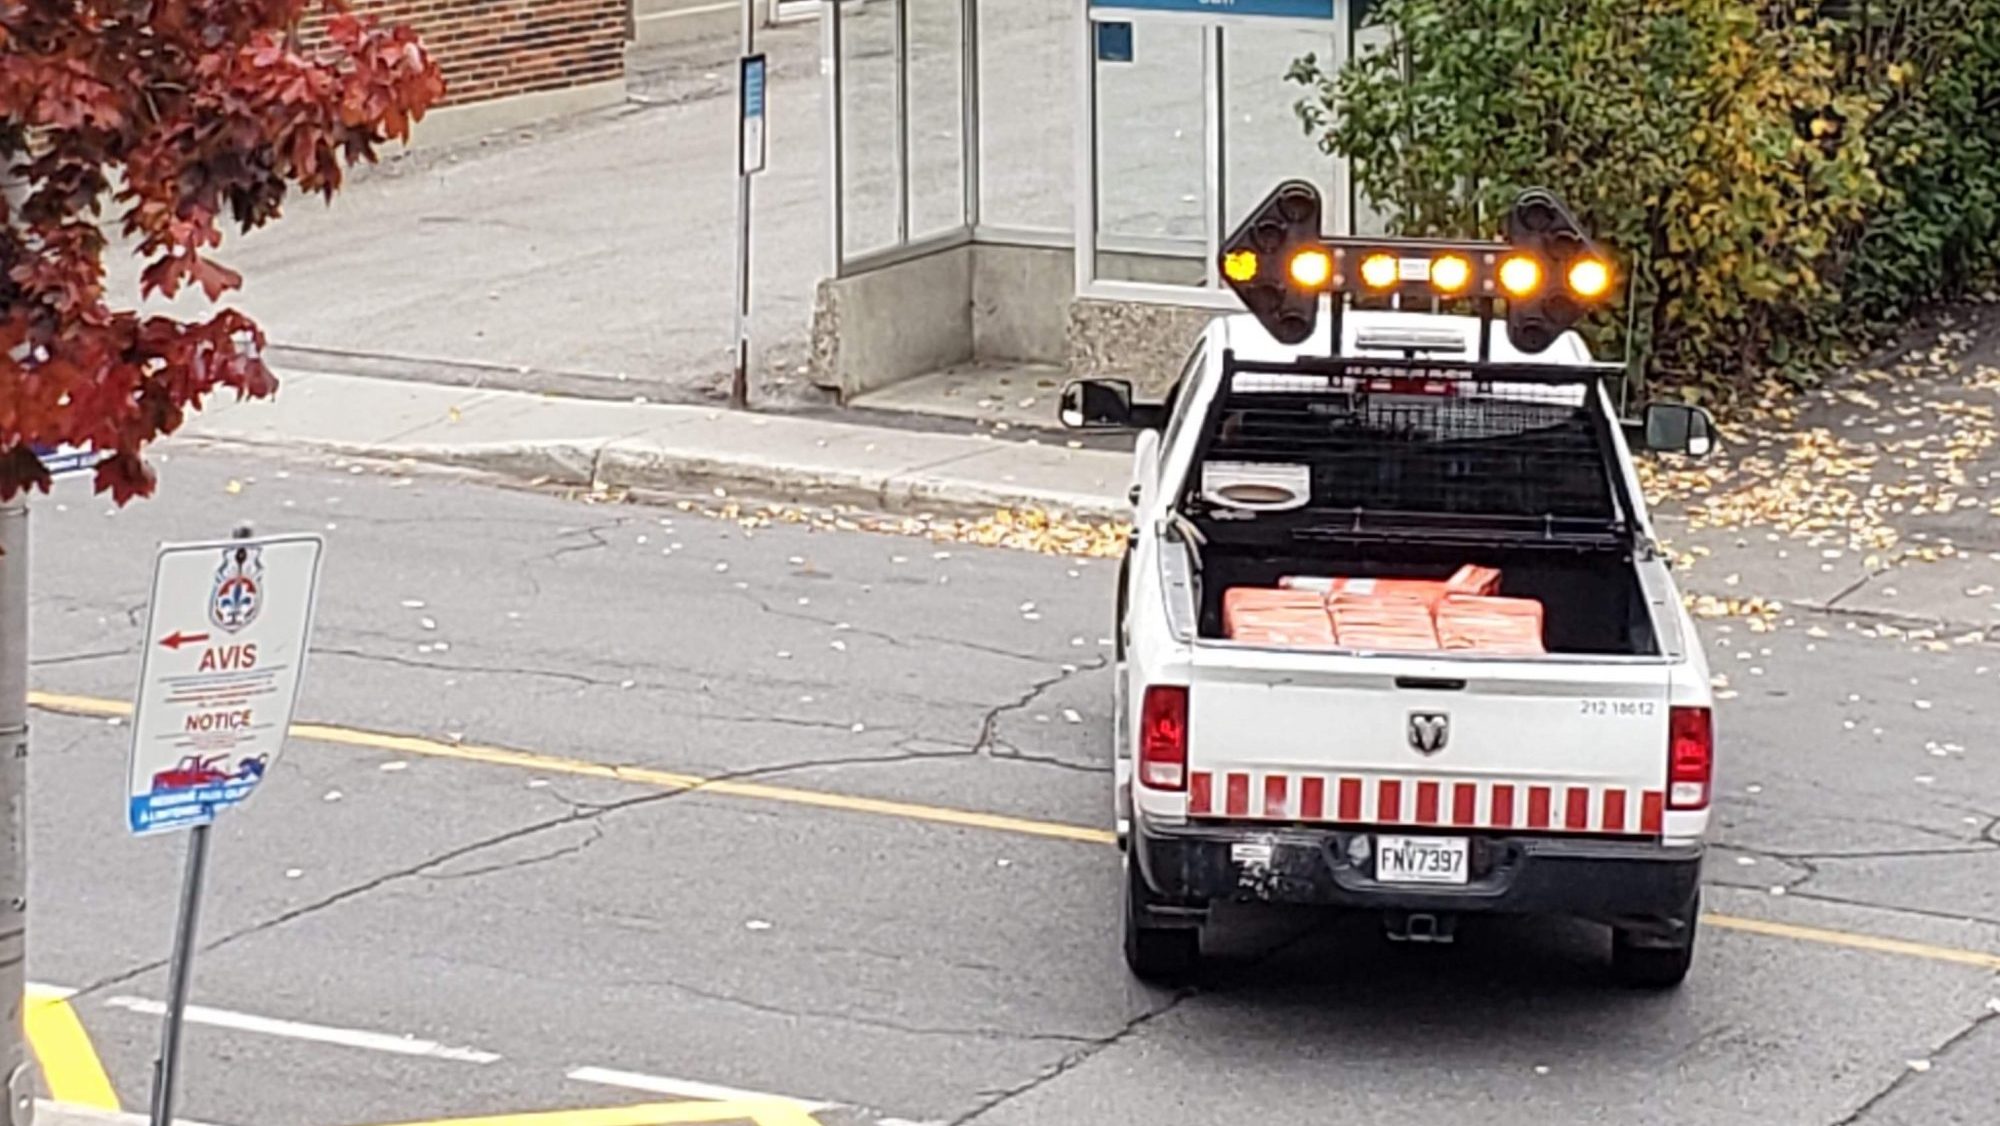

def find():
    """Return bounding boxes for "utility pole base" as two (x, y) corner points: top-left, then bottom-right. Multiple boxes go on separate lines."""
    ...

(1, 501), (34, 1126)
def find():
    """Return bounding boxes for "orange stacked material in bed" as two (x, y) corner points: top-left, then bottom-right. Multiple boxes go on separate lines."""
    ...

(1444, 564), (1501, 596)
(1229, 567), (1543, 653)
(1281, 575), (1449, 607)
(1222, 588), (1338, 648)
(1436, 594), (1547, 654)
(1281, 564), (1501, 608)
(1326, 596), (1442, 652)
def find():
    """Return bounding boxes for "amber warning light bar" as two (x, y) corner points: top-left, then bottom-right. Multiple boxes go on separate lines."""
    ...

(1219, 180), (1616, 356)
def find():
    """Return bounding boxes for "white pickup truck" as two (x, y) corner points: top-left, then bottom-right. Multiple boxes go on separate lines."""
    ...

(1064, 304), (1720, 989)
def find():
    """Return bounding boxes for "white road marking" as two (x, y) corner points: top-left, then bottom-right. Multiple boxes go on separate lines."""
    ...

(565, 1066), (834, 1112)
(102, 996), (501, 1064)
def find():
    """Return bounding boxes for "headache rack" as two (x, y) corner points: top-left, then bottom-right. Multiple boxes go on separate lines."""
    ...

(1183, 352), (1642, 552)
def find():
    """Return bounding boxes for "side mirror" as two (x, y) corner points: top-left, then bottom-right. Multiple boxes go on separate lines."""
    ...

(1060, 379), (1136, 430)
(1638, 403), (1717, 458)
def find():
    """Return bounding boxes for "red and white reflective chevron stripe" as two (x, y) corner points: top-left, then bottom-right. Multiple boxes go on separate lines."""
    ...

(1186, 770), (1664, 835)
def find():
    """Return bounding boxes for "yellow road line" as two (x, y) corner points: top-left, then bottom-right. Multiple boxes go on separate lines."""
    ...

(28, 692), (1113, 847)
(361, 1100), (818, 1126)
(25, 985), (120, 1111)
(1703, 913), (2000, 971)
(32, 691), (2000, 974)
(733, 1105), (821, 1126)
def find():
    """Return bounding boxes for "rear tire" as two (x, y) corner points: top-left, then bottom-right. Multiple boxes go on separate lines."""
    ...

(1611, 895), (1699, 989)
(1123, 852), (1200, 984)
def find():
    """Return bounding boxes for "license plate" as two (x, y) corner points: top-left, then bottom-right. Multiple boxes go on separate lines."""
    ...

(1375, 835), (1470, 885)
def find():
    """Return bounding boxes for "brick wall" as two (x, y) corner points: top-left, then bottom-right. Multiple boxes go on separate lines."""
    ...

(305, 0), (628, 109)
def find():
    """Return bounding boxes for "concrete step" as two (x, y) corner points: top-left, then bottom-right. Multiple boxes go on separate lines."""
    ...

(633, 0), (817, 48)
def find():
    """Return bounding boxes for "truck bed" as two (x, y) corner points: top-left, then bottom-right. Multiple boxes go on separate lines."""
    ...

(1137, 340), (1699, 842)
(1196, 544), (1659, 657)
(1167, 542), (1678, 838)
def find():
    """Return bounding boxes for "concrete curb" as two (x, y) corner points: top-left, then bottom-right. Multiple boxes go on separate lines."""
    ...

(174, 368), (1135, 526)
(209, 434), (1133, 525)
(439, 438), (1132, 523)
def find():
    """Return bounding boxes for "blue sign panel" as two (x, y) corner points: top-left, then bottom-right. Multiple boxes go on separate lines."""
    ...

(31, 443), (105, 481)
(131, 775), (265, 835)
(742, 55), (766, 120)
(1090, 0), (1335, 19)
(739, 53), (768, 176)
(1096, 20), (1135, 62)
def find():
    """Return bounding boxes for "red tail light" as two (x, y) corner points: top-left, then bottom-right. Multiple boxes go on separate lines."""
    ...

(1363, 376), (1459, 397)
(1668, 706), (1713, 810)
(1139, 685), (1189, 791)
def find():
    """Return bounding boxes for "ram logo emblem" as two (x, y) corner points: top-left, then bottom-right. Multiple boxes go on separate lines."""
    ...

(1408, 712), (1451, 756)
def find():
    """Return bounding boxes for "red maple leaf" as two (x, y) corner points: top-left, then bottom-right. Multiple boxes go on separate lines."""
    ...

(0, 0), (445, 501)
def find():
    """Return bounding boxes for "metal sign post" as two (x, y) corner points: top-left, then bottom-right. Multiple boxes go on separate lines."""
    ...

(731, 0), (767, 411)
(131, 525), (324, 1126)
(150, 818), (209, 1126)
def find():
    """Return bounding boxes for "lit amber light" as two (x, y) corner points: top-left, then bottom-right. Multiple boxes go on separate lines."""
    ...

(1567, 256), (1612, 298)
(1429, 254), (1473, 294)
(1498, 254), (1542, 297)
(1359, 253), (1399, 290)
(1222, 249), (1259, 283)
(1288, 249), (1333, 288)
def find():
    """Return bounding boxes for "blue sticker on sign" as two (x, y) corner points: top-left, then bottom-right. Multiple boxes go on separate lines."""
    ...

(130, 774), (263, 834)
(1096, 21), (1135, 62)
(1089, 0), (1335, 19)
(30, 443), (105, 480)
(743, 56), (766, 120)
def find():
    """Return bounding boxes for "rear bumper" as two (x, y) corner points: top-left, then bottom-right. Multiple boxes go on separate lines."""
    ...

(1134, 819), (1703, 923)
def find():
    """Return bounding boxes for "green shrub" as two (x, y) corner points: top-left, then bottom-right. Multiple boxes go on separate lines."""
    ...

(1291, 0), (2000, 403)
(1840, 4), (2000, 326)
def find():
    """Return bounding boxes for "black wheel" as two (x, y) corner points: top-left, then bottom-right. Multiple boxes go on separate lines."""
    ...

(1123, 853), (1201, 984)
(1611, 895), (1699, 989)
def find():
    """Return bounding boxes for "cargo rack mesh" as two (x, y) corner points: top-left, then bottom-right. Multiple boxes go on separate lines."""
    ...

(1198, 373), (1617, 523)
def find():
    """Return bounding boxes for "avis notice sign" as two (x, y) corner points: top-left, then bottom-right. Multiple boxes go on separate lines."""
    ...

(126, 534), (325, 835)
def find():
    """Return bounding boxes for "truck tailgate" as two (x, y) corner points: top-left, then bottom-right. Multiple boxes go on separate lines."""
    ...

(1185, 647), (1672, 836)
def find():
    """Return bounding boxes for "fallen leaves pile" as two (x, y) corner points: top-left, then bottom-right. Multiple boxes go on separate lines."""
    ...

(1641, 328), (1999, 568)
(1683, 593), (1784, 630)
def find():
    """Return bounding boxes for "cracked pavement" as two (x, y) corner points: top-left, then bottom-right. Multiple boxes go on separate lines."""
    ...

(22, 444), (2000, 1126)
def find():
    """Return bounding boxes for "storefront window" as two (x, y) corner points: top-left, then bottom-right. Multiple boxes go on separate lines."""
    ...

(977, 0), (1072, 234)
(1092, 21), (1209, 287)
(1221, 23), (1338, 237)
(907, 0), (968, 239)
(840, 1), (901, 259)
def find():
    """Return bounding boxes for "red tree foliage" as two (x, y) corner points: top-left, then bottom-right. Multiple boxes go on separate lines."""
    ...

(0, 0), (443, 502)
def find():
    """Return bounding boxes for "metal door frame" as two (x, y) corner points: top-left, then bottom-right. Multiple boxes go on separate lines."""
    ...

(1075, 4), (1350, 308)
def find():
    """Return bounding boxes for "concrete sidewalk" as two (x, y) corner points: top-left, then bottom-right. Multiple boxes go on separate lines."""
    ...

(179, 369), (1133, 522)
(171, 365), (1999, 639)
(117, 0), (1089, 407)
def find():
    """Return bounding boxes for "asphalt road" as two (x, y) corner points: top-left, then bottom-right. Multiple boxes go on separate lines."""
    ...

(22, 442), (2000, 1126)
